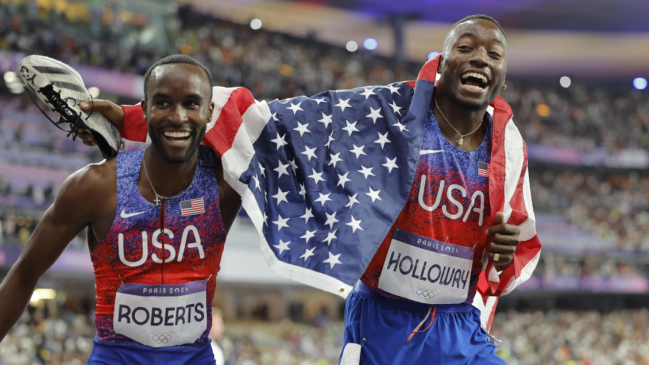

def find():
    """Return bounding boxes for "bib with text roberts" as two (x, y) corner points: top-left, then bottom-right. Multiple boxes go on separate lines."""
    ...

(113, 279), (208, 348)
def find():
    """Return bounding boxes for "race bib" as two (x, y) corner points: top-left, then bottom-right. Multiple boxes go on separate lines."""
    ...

(378, 229), (474, 305)
(113, 279), (208, 348)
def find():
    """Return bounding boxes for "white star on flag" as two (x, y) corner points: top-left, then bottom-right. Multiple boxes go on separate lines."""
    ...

(287, 102), (303, 114)
(301, 145), (318, 161)
(323, 252), (342, 269)
(345, 193), (360, 208)
(328, 152), (343, 168)
(311, 98), (327, 104)
(259, 162), (266, 177)
(359, 87), (376, 99)
(274, 239), (291, 254)
(253, 174), (260, 190)
(346, 216), (363, 233)
(308, 168), (325, 184)
(342, 120), (360, 136)
(298, 184), (306, 197)
(393, 121), (409, 132)
(350, 144), (366, 159)
(324, 211), (339, 228)
(300, 247), (316, 261)
(337, 172), (351, 188)
(263, 211), (268, 225)
(382, 157), (399, 173)
(358, 165), (375, 179)
(389, 100), (402, 116)
(325, 131), (335, 148)
(301, 229), (317, 243)
(315, 192), (332, 206)
(335, 98), (352, 112)
(386, 83), (400, 95)
(374, 132), (391, 149)
(294, 122), (311, 136)
(366, 187), (382, 202)
(271, 111), (279, 121)
(271, 133), (288, 149)
(366, 107), (383, 124)
(290, 158), (298, 173)
(274, 161), (290, 178)
(318, 113), (333, 128)
(323, 230), (337, 246)
(272, 188), (289, 205)
(300, 207), (314, 223)
(273, 215), (290, 230)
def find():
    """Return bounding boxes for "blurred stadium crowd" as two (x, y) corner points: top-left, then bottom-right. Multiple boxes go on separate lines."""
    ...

(0, 1), (647, 365)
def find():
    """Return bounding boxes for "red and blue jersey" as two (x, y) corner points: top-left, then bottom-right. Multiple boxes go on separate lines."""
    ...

(91, 146), (227, 348)
(361, 105), (493, 305)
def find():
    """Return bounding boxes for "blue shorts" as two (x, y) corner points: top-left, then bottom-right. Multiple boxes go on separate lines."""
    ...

(88, 339), (216, 365)
(341, 283), (504, 365)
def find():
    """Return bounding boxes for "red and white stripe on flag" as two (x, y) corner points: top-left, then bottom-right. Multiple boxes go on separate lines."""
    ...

(180, 198), (205, 216)
(478, 161), (490, 177)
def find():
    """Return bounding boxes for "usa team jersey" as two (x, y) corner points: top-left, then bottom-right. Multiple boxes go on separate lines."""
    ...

(361, 106), (493, 305)
(91, 146), (227, 347)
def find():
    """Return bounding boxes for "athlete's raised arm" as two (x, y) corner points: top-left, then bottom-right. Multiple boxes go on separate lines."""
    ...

(0, 160), (116, 340)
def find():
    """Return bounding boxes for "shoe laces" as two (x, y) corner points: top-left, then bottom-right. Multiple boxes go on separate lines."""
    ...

(24, 82), (95, 141)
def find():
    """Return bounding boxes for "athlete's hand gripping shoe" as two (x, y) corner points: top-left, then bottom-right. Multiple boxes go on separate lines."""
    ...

(18, 55), (121, 159)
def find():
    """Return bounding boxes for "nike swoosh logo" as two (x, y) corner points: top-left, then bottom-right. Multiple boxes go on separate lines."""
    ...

(120, 209), (145, 219)
(420, 150), (444, 155)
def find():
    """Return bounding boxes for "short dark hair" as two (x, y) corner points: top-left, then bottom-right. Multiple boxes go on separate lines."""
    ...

(143, 54), (213, 100)
(442, 14), (507, 54)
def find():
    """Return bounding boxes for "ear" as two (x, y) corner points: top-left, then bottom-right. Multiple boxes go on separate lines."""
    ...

(140, 99), (147, 121)
(207, 101), (215, 123)
(436, 54), (444, 74)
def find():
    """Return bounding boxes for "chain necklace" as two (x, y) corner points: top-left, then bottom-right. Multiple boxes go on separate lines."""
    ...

(142, 154), (173, 205)
(434, 99), (484, 146)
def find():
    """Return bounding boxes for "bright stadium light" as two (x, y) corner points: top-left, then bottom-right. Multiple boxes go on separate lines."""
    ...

(88, 87), (100, 98)
(250, 19), (262, 30)
(3, 71), (16, 83)
(560, 76), (571, 88)
(363, 38), (378, 50)
(428, 51), (440, 60)
(634, 77), (647, 90)
(346, 41), (358, 52)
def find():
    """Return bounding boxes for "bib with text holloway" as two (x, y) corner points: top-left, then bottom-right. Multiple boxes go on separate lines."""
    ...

(113, 279), (208, 348)
(378, 229), (474, 304)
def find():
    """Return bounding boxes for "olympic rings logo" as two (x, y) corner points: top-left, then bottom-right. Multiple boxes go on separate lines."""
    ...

(152, 335), (172, 344)
(416, 289), (434, 301)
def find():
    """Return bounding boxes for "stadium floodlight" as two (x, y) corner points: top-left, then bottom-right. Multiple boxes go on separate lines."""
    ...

(560, 76), (571, 88)
(346, 41), (358, 52)
(88, 87), (100, 98)
(634, 77), (647, 90)
(3, 71), (16, 83)
(364, 38), (378, 50)
(428, 51), (440, 60)
(250, 19), (262, 30)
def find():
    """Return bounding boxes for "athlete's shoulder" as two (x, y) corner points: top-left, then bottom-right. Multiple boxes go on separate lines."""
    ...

(57, 158), (117, 203)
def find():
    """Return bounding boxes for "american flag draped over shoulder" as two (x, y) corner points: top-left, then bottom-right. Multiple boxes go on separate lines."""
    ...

(120, 56), (541, 331)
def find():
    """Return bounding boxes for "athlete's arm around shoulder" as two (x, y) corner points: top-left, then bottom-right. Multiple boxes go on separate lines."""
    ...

(0, 158), (117, 340)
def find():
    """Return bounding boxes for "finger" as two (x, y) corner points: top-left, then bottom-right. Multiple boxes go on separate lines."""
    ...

(78, 129), (96, 140)
(79, 100), (124, 128)
(488, 251), (513, 264)
(494, 211), (504, 225)
(487, 241), (518, 255)
(487, 224), (520, 236)
(490, 233), (521, 248)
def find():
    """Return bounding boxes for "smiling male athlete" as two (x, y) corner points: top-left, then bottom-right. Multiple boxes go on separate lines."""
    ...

(0, 54), (241, 364)
(75, 14), (539, 365)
